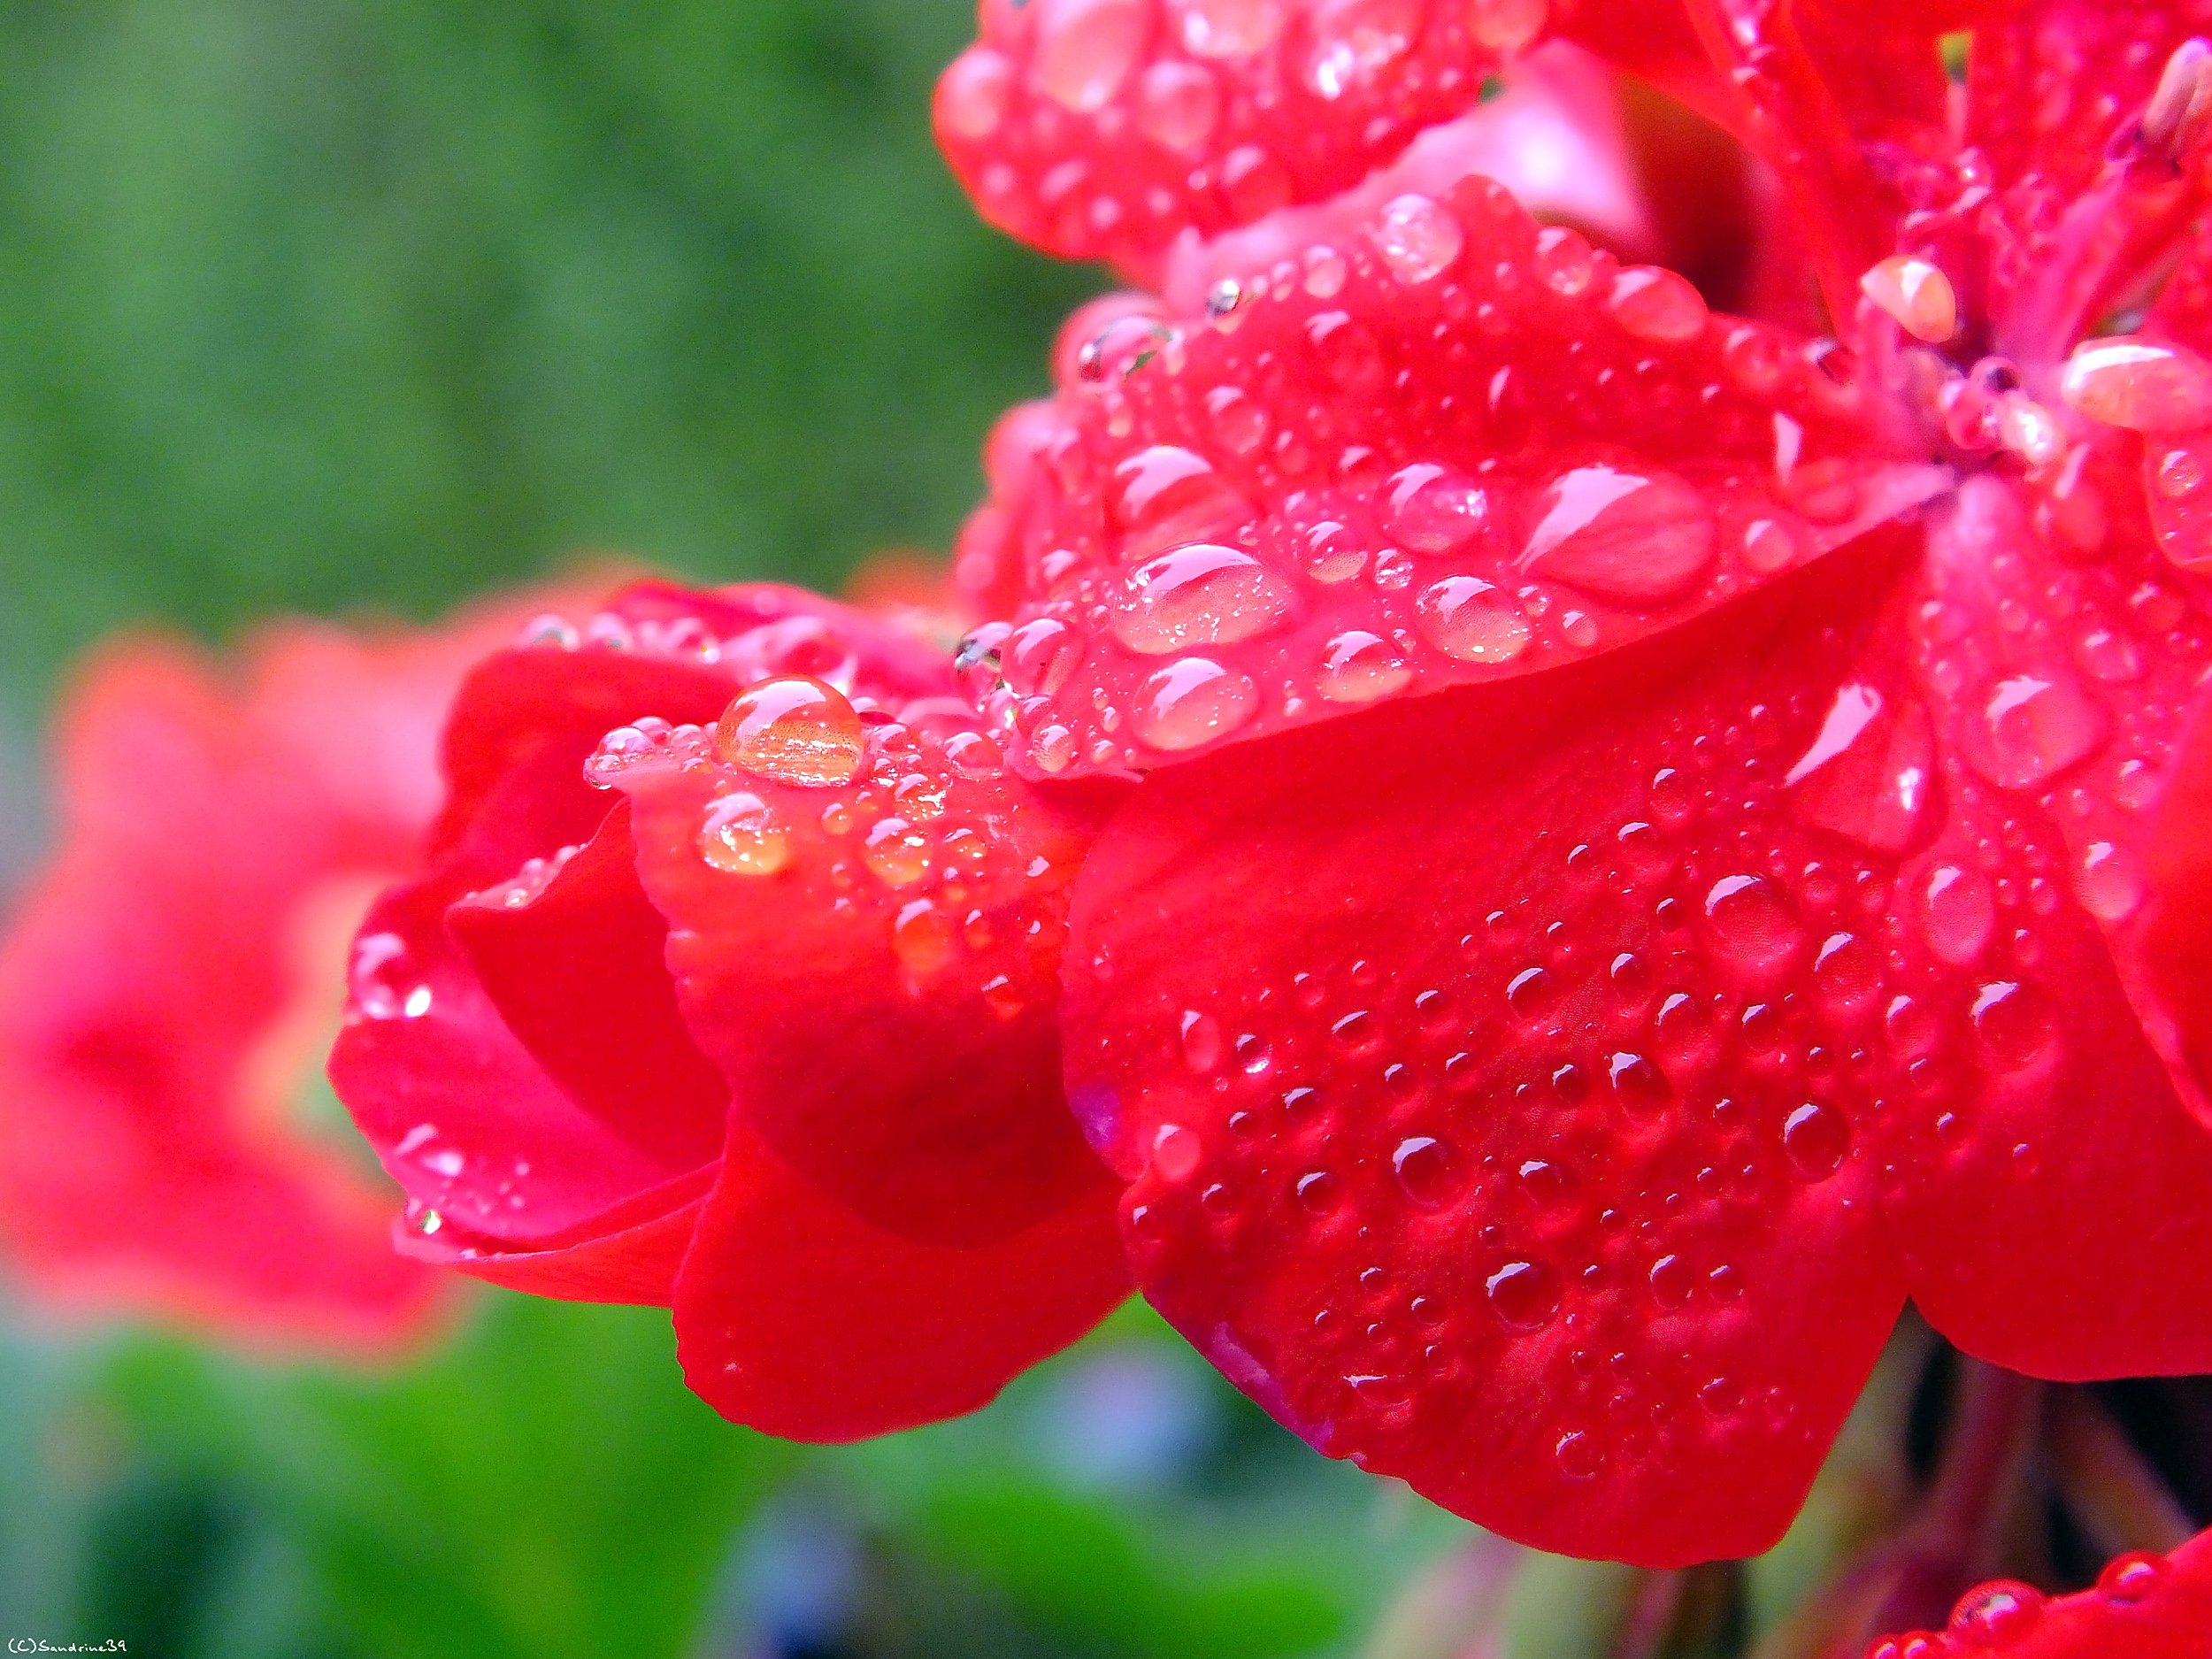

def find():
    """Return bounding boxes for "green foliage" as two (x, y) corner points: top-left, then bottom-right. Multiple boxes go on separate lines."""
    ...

(0, 0), (1093, 721)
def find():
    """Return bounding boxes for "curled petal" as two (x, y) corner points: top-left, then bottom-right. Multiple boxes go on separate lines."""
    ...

(606, 700), (1130, 1248)
(673, 1119), (1130, 1441)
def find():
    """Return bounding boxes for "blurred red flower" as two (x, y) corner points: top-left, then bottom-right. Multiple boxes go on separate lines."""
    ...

(0, 596), (559, 1352)
(326, 580), (1132, 1437)
(1866, 1528), (2212, 1656)
(927, 0), (2212, 1565)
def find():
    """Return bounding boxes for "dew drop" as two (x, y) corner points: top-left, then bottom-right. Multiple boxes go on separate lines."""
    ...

(2074, 839), (2146, 922)
(1372, 193), (1463, 285)
(1386, 463), (1493, 555)
(2098, 1551), (2169, 1604)
(1702, 873), (1803, 980)
(1970, 979), (2055, 1070)
(714, 675), (864, 786)
(1317, 629), (1413, 703)
(1486, 1259), (1560, 1329)
(699, 791), (790, 877)
(1179, 0), (1285, 56)
(350, 932), (433, 1020)
(1521, 465), (1716, 604)
(1922, 863), (1995, 966)
(1392, 1134), (1458, 1205)
(1133, 657), (1260, 750)
(1135, 58), (1221, 151)
(1468, 0), (1548, 49)
(861, 816), (930, 888)
(1947, 1582), (2044, 1644)
(1957, 672), (2108, 791)
(1180, 1009), (1225, 1072)
(1152, 1122), (1202, 1181)
(1034, 0), (1153, 111)
(1416, 575), (1532, 662)
(1302, 0), (1419, 97)
(1114, 544), (1301, 652)
(1609, 266), (1708, 342)
(1782, 1101), (1849, 1179)
(1554, 1430), (1601, 1479)
(891, 901), (957, 976)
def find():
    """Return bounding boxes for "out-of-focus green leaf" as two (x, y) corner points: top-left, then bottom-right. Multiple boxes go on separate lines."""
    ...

(102, 1290), (795, 1659)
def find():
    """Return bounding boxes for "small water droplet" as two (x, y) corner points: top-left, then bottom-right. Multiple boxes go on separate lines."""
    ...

(1416, 575), (1532, 662)
(700, 791), (791, 877)
(1180, 1009), (1225, 1072)
(1609, 266), (1708, 342)
(1923, 863), (1996, 965)
(1372, 193), (1463, 285)
(1392, 1134), (1457, 1205)
(1152, 1123), (1202, 1181)
(1316, 629), (1413, 703)
(1782, 1101), (1849, 1179)
(1486, 1259), (1560, 1328)
(1554, 1430), (1601, 1479)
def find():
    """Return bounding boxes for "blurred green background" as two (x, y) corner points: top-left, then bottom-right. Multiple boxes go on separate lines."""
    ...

(0, 3), (1483, 1653)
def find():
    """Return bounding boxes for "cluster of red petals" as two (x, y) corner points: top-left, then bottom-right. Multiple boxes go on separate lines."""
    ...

(0, 601), (549, 1352)
(326, 582), (1132, 1438)
(926, 0), (2212, 1568)
(1867, 1529), (2212, 1656)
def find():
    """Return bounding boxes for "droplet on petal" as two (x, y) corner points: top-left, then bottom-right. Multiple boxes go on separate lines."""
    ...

(1859, 255), (1957, 343)
(1608, 266), (1707, 343)
(1372, 193), (1464, 285)
(1033, 0), (1154, 112)
(1416, 576), (1532, 662)
(2060, 336), (2212, 432)
(1113, 544), (1302, 652)
(714, 676), (864, 787)
(699, 791), (790, 877)
(1133, 657), (1259, 750)
(1520, 465), (1715, 604)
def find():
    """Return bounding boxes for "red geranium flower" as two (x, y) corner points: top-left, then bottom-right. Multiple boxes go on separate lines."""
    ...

(0, 598), (549, 1352)
(922, 0), (2212, 1565)
(326, 581), (1132, 1436)
(1866, 1528), (2212, 1656)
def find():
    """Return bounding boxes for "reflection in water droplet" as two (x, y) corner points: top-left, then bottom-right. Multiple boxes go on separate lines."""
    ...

(700, 792), (790, 877)
(1486, 1259), (1560, 1329)
(715, 676), (864, 787)
(1783, 1102), (1849, 1179)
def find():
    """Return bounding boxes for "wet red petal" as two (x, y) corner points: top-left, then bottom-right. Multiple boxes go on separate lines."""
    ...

(605, 693), (1129, 1248)
(1867, 1529), (2212, 1657)
(962, 171), (1931, 779)
(673, 1119), (1130, 1440)
(449, 802), (728, 1174)
(397, 1167), (713, 1306)
(2145, 695), (2212, 1094)
(1061, 552), (1916, 1565)
(334, 581), (973, 1262)
(935, 0), (1546, 270)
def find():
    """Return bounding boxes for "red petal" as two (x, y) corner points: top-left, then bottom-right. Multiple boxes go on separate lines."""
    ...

(397, 1167), (714, 1306)
(1868, 1529), (2212, 1656)
(1060, 550), (1916, 1565)
(935, 0), (1539, 270)
(2145, 695), (2212, 1094)
(962, 171), (1932, 779)
(334, 582), (969, 1258)
(606, 695), (1129, 1248)
(672, 1118), (1129, 1441)
(449, 801), (728, 1174)
(1881, 479), (2212, 1378)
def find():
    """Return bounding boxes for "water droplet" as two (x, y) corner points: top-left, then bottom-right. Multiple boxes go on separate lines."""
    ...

(1606, 1050), (1669, 1116)
(1486, 1259), (1560, 1328)
(1110, 446), (1253, 554)
(1386, 463), (1493, 555)
(1970, 979), (2055, 1070)
(1034, 0), (1152, 111)
(1468, 0), (1548, 49)
(1003, 618), (1082, 695)
(1302, 0), (1419, 97)
(1859, 255), (1958, 342)
(1152, 1123), (1202, 1181)
(1958, 672), (2108, 791)
(2074, 840), (2146, 922)
(1114, 544), (1301, 652)
(1179, 0), (1284, 56)
(1948, 1582), (2043, 1643)
(1416, 576), (1532, 662)
(1295, 1169), (1340, 1211)
(1703, 873), (1803, 980)
(714, 676), (864, 786)
(1521, 465), (1715, 604)
(861, 816), (930, 887)
(1554, 1430), (1601, 1479)
(1505, 964), (1555, 1018)
(1136, 58), (1221, 151)
(1609, 266), (1707, 343)
(1648, 1253), (1693, 1307)
(1180, 1009), (1225, 1072)
(1392, 1134), (1458, 1204)
(1134, 657), (1259, 750)
(700, 791), (791, 877)
(891, 901), (956, 976)
(1317, 629), (1413, 703)
(1372, 193), (1463, 285)
(350, 932), (434, 1020)
(1782, 1101), (1849, 1179)
(2098, 1552), (2169, 1604)
(1922, 864), (1995, 966)
(2061, 335), (2212, 432)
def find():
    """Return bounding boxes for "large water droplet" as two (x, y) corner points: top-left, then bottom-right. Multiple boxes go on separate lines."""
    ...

(1110, 446), (1254, 555)
(714, 676), (865, 787)
(1520, 465), (1715, 604)
(1486, 1259), (1560, 1329)
(1316, 630), (1413, 703)
(1957, 672), (2108, 792)
(1416, 575), (1532, 662)
(1372, 193), (1463, 285)
(1133, 657), (1259, 750)
(1782, 1101), (1849, 1179)
(350, 932), (433, 1020)
(1113, 544), (1301, 652)
(1386, 464), (1493, 555)
(1970, 979), (2056, 1070)
(1922, 864), (1995, 966)
(1785, 681), (1935, 854)
(1034, 0), (1154, 111)
(1180, 1009), (1225, 1072)
(1703, 874), (1803, 980)
(1392, 1134), (1458, 1205)
(2060, 335), (2212, 432)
